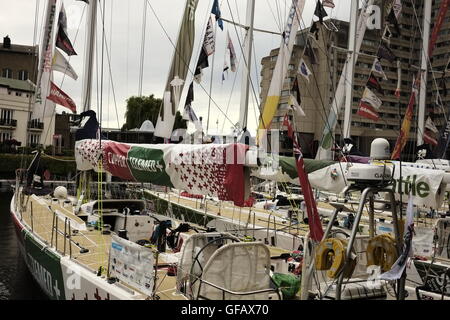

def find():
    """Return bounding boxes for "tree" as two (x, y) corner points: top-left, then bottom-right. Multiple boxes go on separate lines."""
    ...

(122, 94), (187, 131)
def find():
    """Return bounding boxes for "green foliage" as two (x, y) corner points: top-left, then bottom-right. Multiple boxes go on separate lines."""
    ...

(122, 94), (187, 131)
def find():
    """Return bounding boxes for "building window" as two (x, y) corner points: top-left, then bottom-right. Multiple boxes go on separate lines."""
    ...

(18, 70), (29, 81)
(2, 68), (12, 78)
(1, 109), (13, 122)
(0, 131), (12, 142)
(28, 133), (41, 146)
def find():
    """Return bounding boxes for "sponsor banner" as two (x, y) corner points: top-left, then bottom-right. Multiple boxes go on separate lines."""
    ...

(23, 229), (66, 300)
(109, 235), (154, 296)
(127, 146), (172, 185)
(60, 257), (128, 300)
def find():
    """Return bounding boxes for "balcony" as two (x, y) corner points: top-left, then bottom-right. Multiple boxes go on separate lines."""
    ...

(28, 120), (44, 131)
(0, 118), (17, 128)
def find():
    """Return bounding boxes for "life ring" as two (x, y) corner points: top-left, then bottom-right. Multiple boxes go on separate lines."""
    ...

(315, 238), (356, 278)
(366, 234), (398, 272)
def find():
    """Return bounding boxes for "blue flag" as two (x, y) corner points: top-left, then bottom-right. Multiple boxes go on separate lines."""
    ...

(211, 0), (223, 30)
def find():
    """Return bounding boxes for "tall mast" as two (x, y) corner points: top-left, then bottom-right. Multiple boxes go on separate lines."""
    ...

(82, 0), (98, 112)
(315, 0), (374, 160)
(238, 0), (255, 131)
(343, 0), (358, 139)
(417, 0), (432, 146)
(138, 0), (147, 97)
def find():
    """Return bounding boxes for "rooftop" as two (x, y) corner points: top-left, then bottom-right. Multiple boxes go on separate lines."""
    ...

(0, 76), (35, 93)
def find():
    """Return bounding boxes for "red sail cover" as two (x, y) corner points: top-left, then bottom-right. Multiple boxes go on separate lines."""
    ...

(75, 139), (251, 207)
(282, 114), (324, 242)
(47, 81), (76, 112)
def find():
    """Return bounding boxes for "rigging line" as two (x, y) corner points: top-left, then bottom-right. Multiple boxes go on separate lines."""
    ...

(24, 0), (41, 155)
(100, 0), (106, 133)
(107, 0), (114, 124)
(41, 4), (87, 147)
(265, 0), (283, 33)
(295, 15), (347, 156)
(126, 2), (130, 97)
(97, 1), (121, 129)
(311, 2), (374, 150)
(411, 0), (448, 124)
(226, 0), (262, 130)
(138, 0), (147, 97)
(206, 22), (218, 135)
(146, 0), (237, 129)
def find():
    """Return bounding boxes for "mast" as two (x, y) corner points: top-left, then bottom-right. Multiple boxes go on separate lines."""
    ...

(238, 0), (256, 131)
(417, 0), (432, 146)
(315, 0), (374, 160)
(343, 0), (358, 139)
(82, 0), (98, 111)
(138, 0), (147, 97)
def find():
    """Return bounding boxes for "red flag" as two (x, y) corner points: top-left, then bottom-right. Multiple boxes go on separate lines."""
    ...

(391, 77), (419, 159)
(356, 101), (380, 121)
(424, 129), (438, 146)
(47, 81), (77, 113)
(428, 0), (450, 57)
(283, 114), (324, 242)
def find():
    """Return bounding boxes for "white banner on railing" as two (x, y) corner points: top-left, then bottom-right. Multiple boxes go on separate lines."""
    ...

(109, 235), (154, 296)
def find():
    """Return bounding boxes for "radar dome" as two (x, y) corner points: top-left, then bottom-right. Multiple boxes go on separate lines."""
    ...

(370, 138), (390, 160)
(54, 186), (68, 200)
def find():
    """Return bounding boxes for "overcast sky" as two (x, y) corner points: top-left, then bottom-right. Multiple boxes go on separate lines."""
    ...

(1, 0), (352, 135)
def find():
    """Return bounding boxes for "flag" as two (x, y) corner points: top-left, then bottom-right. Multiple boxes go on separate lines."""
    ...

(298, 59), (312, 82)
(428, 0), (450, 57)
(425, 117), (438, 134)
(377, 42), (396, 63)
(382, 25), (392, 45)
(361, 87), (382, 110)
(356, 101), (380, 121)
(282, 114), (324, 242)
(155, 0), (199, 139)
(314, 0), (328, 24)
(371, 58), (388, 80)
(47, 81), (77, 113)
(380, 194), (414, 281)
(194, 47), (209, 83)
(182, 82), (202, 131)
(304, 40), (317, 65)
(257, 0), (306, 140)
(387, 7), (401, 36)
(32, 0), (58, 121)
(424, 130), (438, 146)
(310, 22), (319, 40)
(322, 0), (335, 8)
(52, 48), (78, 80)
(391, 76), (420, 159)
(227, 31), (237, 72)
(211, 0), (223, 31)
(203, 17), (215, 56)
(289, 77), (305, 117)
(55, 4), (77, 56)
(367, 74), (383, 95)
